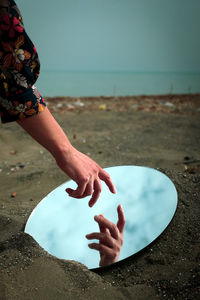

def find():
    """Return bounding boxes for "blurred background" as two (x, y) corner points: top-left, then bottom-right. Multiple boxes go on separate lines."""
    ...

(20, 0), (200, 97)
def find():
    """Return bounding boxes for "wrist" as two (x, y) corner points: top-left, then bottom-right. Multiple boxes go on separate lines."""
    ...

(51, 142), (74, 163)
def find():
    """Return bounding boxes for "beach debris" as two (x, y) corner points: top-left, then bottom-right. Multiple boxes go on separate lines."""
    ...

(184, 165), (198, 174)
(0, 169), (2, 172)
(66, 104), (75, 110)
(73, 134), (77, 139)
(82, 138), (86, 143)
(74, 99), (84, 107)
(40, 150), (44, 155)
(184, 156), (191, 161)
(163, 102), (175, 108)
(99, 104), (106, 110)
(17, 163), (25, 168)
(11, 192), (17, 198)
(30, 198), (34, 201)
(131, 104), (139, 110)
(9, 150), (17, 155)
(56, 103), (63, 108)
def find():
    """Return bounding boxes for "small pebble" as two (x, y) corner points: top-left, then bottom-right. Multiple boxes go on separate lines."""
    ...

(18, 163), (25, 168)
(56, 103), (63, 108)
(9, 150), (17, 155)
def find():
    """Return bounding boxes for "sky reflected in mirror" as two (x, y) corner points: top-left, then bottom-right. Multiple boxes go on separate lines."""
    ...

(25, 166), (178, 269)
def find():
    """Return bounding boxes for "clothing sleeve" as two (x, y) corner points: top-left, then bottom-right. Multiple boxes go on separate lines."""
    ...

(0, 0), (46, 123)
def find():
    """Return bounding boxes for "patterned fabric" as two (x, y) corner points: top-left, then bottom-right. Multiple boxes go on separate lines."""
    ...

(0, 0), (46, 123)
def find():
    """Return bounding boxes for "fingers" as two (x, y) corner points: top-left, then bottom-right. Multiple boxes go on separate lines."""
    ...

(88, 242), (115, 257)
(98, 214), (108, 234)
(99, 170), (116, 194)
(88, 179), (102, 207)
(117, 204), (126, 233)
(86, 232), (114, 248)
(65, 178), (88, 198)
(80, 182), (93, 198)
(86, 211), (124, 267)
(66, 177), (102, 207)
(66, 162), (116, 207)
(88, 242), (119, 267)
(94, 215), (119, 239)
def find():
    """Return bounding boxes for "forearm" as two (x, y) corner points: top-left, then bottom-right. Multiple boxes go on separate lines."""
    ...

(17, 106), (116, 206)
(17, 107), (73, 159)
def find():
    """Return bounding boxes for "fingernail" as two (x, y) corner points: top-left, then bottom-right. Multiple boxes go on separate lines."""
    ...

(94, 215), (100, 220)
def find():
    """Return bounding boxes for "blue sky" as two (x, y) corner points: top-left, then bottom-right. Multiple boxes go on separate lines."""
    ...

(19, 0), (200, 72)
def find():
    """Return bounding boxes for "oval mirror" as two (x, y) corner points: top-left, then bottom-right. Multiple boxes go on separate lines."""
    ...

(25, 166), (178, 269)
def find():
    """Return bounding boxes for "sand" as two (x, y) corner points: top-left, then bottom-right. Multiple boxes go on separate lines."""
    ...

(0, 94), (199, 299)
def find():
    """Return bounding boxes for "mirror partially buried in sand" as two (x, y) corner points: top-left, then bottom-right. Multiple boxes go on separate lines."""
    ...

(25, 166), (178, 269)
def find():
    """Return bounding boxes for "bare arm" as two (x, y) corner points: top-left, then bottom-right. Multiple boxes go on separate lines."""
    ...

(17, 107), (116, 207)
(17, 107), (72, 157)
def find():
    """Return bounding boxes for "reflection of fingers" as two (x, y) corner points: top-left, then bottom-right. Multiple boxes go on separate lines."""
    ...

(88, 243), (115, 258)
(94, 215), (119, 239)
(88, 179), (102, 207)
(86, 232), (113, 248)
(97, 214), (108, 234)
(117, 204), (126, 233)
(99, 170), (116, 194)
(98, 220), (107, 234)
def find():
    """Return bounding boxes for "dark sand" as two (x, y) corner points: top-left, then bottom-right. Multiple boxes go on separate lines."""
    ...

(0, 94), (199, 300)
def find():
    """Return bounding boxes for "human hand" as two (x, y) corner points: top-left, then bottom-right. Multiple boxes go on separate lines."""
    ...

(17, 107), (115, 207)
(56, 146), (116, 207)
(85, 204), (125, 266)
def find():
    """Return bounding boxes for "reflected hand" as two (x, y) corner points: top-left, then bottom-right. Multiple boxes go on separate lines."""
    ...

(56, 147), (116, 207)
(86, 204), (125, 266)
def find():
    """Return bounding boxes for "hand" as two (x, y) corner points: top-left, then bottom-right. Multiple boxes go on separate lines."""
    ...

(17, 108), (116, 207)
(56, 146), (116, 207)
(86, 204), (125, 266)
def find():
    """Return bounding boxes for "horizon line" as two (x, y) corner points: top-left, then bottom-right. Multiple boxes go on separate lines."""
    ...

(40, 69), (200, 74)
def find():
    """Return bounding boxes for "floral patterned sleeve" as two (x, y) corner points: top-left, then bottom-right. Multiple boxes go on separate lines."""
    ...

(0, 0), (46, 123)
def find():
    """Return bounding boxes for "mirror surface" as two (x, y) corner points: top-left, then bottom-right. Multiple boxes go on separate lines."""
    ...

(25, 166), (178, 269)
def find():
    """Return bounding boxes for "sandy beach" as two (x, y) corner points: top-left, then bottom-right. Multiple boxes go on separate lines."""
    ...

(0, 94), (199, 299)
